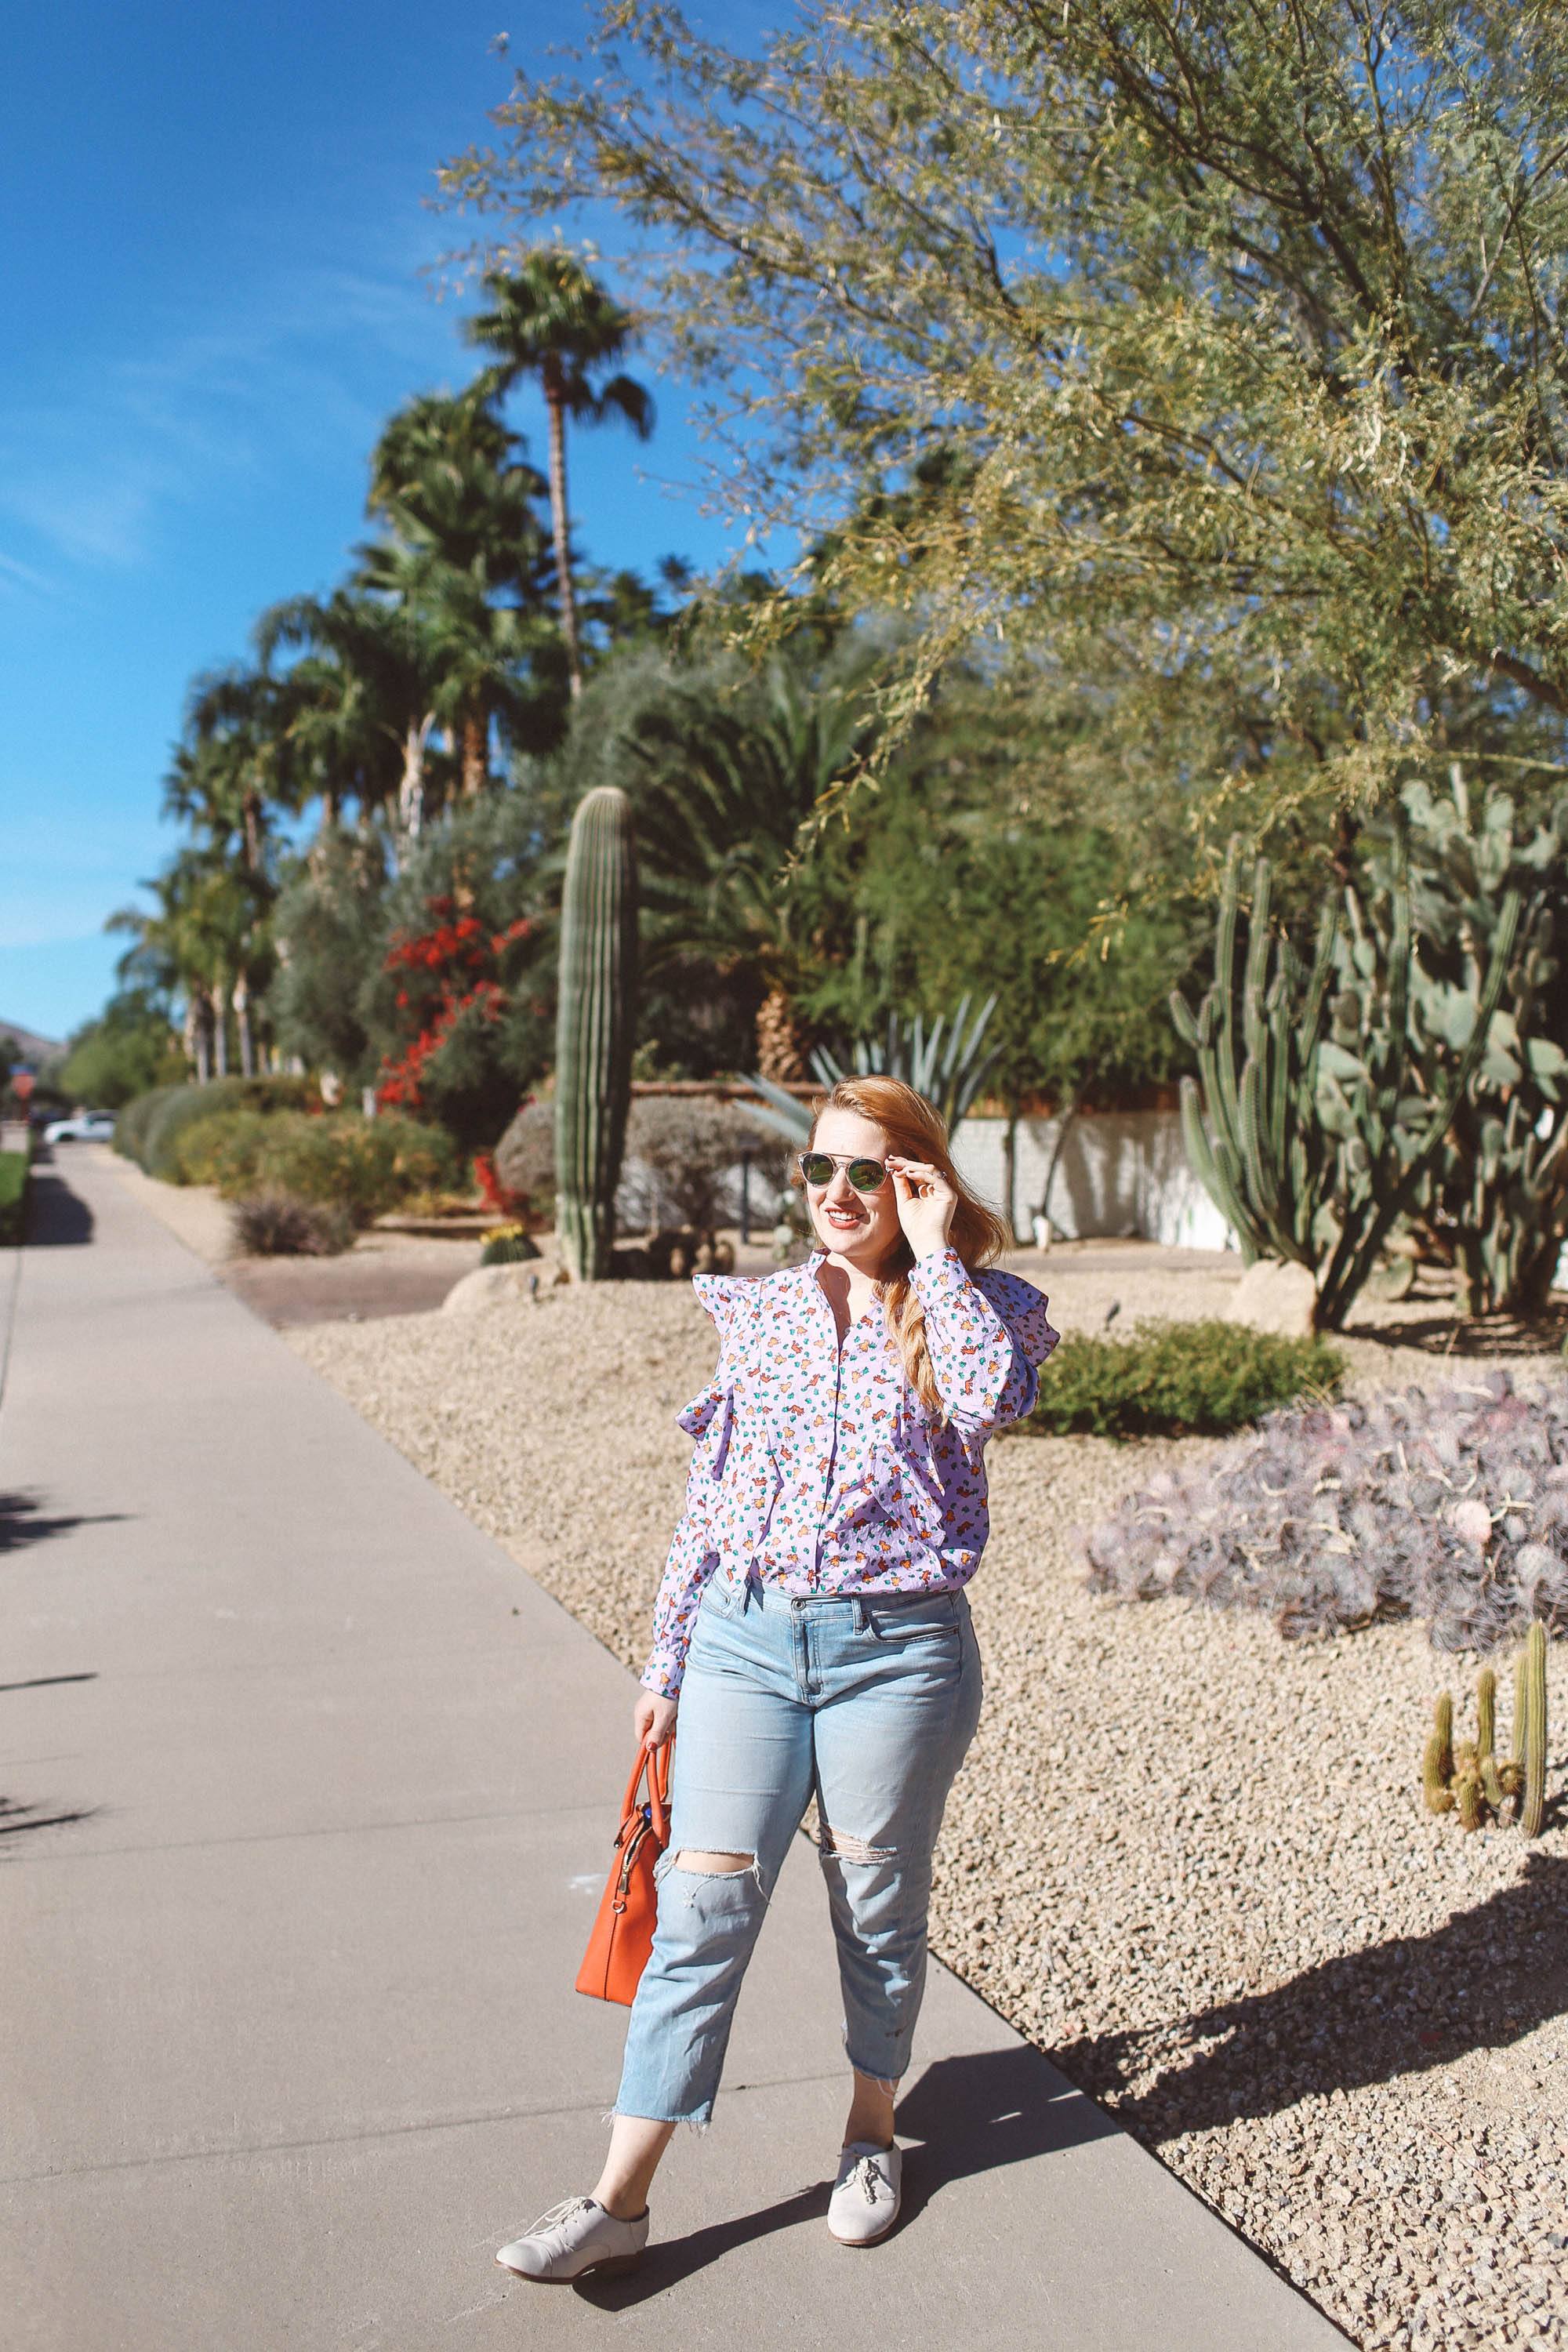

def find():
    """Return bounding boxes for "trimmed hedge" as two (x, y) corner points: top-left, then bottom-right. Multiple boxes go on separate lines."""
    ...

(1019, 1317), (1346, 1439)
(0, 1147), (29, 1246)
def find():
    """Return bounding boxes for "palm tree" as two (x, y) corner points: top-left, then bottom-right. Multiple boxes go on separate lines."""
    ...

(589, 644), (880, 1062)
(257, 586), (440, 839)
(360, 390), (564, 800)
(174, 666), (300, 880)
(463, 255), (654, 699)
(163, 670), (298, 1075)
(108, 848), (262, 1081)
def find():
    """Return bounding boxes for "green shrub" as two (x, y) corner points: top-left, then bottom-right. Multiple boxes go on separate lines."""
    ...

(250, 1112), (459, 1226)
(118, 1080), (459, 1223)
(158, 1101), (458, 1225)
(1020, 1318), (1345, 1439)
(114, 1083), (185, 1169)
(230, 1189), (354, 1258)
(132, 1077), (316, 1181)
(172, 1109), (274, 1192)
(0, 1147), (29, 1245)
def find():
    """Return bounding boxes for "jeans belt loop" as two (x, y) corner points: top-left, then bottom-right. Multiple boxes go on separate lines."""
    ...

(854, 1593), (871, 1634)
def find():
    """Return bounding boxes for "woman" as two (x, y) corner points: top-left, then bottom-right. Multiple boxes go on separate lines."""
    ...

(498, 1076), (1057, 2280)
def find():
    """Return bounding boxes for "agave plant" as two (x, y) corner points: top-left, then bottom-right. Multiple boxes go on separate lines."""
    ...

(746, 991), (1000, 1142)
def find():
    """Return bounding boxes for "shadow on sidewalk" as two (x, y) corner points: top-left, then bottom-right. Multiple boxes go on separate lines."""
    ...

(1051, 1853), (1568, 2140)
(0, 1490), (127, 1554)
(0, 1794), (100, 1845)
(0, 1669), (98, 1693)
(575, 2041), (1114, 2303)
(25, 1167), (94, 1247)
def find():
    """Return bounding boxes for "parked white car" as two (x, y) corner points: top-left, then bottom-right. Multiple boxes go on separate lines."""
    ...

(43, 1110), (117, 1145)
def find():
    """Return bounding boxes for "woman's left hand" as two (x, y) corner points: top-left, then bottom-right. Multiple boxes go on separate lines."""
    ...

(887, 1154), (957, 1259)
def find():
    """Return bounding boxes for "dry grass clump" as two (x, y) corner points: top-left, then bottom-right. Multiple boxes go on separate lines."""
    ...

(230, 1189), (354, 1258)
(1080, 1367), (1568, 1651)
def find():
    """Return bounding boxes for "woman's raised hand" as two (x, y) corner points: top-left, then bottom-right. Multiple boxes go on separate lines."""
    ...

(634, 1688), (679, 1751)
(887, 1154), (956, 1260)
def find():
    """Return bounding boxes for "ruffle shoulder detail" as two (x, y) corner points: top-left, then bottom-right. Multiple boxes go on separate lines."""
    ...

(689, 1272), (750, 1341)
(974, 1267), (1060, 1365)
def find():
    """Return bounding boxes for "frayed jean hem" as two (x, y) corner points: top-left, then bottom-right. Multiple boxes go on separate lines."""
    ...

(840, 2017), (906, 2096)
(605, 2105), (712, 2135)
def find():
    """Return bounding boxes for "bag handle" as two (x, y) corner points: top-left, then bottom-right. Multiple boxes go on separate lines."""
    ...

(618, 1737), (673, 1842)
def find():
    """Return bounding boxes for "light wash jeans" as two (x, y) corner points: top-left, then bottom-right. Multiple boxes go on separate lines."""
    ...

(613, 1566), (984, 2126)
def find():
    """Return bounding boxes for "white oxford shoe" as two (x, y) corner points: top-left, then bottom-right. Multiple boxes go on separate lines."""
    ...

(828, 2140), (902, 2245)
(495, 2195), (648, 2282)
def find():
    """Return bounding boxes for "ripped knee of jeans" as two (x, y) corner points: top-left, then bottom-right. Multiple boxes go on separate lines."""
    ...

(659, 1846), (768, 1900)
(816, 1819), (898, 1867)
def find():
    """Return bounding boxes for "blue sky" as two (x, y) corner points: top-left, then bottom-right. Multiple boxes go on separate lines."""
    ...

(0, 2), (773, 1045)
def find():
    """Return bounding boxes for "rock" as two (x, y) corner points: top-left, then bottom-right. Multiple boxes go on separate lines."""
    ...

(1225, 1257), (1319, 1336)
(441, 1264), (543, 1314)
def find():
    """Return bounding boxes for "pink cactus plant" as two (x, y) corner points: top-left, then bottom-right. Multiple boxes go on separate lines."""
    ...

(1079, 1368), (1568, 1651)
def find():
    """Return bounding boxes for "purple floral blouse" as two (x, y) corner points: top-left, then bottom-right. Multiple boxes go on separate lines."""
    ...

(641, 1243), (1059, 1696)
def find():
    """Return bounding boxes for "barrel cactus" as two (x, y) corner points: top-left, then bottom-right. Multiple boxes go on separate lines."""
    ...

(554, 786), (639, 1281)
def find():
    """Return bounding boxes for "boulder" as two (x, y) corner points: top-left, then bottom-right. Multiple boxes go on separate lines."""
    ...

(441, 1263), (546, 1314)
(1225, 1257), (1318, 1337)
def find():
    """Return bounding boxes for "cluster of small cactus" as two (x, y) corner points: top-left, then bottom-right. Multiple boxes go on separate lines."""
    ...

(1174, 815), (1522, 1330)
(1422, 1623), (1549, 1835)
(1080, 1367), (1568, 1650)
(554, 786), (640, 1282)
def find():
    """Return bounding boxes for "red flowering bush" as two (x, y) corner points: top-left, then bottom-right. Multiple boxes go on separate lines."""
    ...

(472, 1149), (528, 1218)
(376, 896), (532, 1129)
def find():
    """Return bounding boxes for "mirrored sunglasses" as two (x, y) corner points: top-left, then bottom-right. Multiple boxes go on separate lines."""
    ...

(799, 1149), (890, 1193)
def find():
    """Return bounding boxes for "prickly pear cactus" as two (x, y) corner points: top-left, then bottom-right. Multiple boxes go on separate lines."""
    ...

(1174, 821), (1521, 1329)
(1381, 772), (1568, 1316)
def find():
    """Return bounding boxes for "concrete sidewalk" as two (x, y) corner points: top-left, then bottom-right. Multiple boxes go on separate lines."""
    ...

(0, 1153), (1348, 2351)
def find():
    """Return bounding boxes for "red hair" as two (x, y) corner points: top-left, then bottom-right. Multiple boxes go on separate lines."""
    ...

(798, 1075), (1011, 1419)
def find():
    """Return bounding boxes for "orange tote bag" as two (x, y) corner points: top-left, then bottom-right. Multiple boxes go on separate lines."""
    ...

(575, 1738), (674, 2005)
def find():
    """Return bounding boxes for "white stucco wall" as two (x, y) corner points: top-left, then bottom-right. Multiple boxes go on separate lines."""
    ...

(949, 1109), (1236, 1250)
(615, 1102), (1237, 1250)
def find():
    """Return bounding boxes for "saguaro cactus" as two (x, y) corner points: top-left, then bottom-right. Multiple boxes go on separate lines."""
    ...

(554, 786), (639, 1282)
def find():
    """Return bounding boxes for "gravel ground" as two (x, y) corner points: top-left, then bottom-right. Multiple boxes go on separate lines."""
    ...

(285, 1254), (1568, 2351)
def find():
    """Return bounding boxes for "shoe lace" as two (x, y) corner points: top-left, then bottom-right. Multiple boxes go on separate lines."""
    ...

(526, 2195), (596, 2238)
(845, 2154), (889, 2204)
